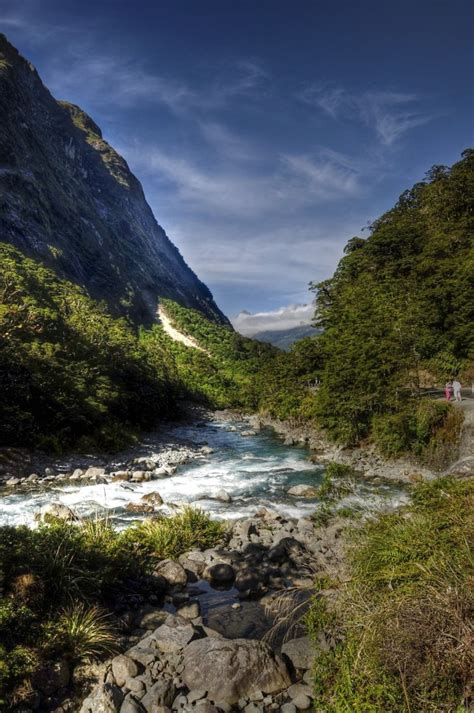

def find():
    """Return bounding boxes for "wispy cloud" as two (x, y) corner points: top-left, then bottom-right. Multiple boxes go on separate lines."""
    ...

(300, 82), (433, 145)
(233, 303), (314, 335)
(44, 48), (269, 114)
(121, 139), (363, 218)
(282, 152), (361, 200)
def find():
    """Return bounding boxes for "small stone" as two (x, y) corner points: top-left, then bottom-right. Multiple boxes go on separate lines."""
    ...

(177, 600), (200, 619)
(6, 477), (20, 487)
(281, 636), (314, 670)
(140, 679), (176, 709)
(123, 677), (145, 695)
(120, 693), (145, 712)
(244, 704), (261, 713)
(281, 704), (297, 713)
(292, 693), (311, 710)
(288, 683), (312, 699)
(187, 689), (207, 703)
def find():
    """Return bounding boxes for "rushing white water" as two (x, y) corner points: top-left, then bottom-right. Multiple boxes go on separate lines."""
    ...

(0, 419), (408, 528)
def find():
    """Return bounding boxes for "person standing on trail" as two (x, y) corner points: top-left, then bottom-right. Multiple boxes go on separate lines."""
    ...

(453, 379), (462, 401)
(445, 381), (454, 401)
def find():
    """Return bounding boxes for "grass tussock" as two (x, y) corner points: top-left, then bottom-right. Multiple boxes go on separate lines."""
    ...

(0, 507), (223, 708)
(306, 476), (474, 712)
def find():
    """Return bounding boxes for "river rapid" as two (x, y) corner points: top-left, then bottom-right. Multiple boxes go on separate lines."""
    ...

(0, 416), (408, 528)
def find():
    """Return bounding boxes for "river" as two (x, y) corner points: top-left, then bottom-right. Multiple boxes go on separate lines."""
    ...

(0, 416), (407, 527)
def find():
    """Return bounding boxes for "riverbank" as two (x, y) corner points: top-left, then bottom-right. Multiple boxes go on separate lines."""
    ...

(226, 399), (472, 485)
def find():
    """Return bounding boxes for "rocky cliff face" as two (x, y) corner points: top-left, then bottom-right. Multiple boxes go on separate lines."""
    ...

(0, 35), (228, 325)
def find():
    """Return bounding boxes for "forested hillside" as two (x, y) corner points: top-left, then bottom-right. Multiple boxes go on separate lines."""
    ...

(310, 149), (474, 452)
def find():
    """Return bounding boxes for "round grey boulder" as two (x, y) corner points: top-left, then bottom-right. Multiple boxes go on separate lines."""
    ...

(181, 637), (291, 705)
(154, 559), (187, 588)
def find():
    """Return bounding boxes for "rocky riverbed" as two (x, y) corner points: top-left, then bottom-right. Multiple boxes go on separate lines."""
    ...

(0, 410), (414, 712)
(73, 506), (346, 713)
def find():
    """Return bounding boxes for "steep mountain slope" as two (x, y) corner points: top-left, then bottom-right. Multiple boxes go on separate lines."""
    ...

(0, 34), (227, 325)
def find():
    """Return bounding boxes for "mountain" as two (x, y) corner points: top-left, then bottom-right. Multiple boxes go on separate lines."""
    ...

(0, 34), (227, 326)
(253, 324), (318, 350)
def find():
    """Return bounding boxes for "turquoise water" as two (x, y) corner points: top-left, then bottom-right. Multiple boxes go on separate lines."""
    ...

(0, 418), (407, 527)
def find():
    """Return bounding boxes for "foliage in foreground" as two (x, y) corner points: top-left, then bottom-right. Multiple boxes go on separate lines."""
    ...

(306, 477), (474, 712)
(0, 508), (223, 707)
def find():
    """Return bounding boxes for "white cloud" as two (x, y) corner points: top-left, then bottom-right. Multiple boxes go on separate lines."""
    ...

(232, 303), (315, 335)
(300, 83), (433, 145)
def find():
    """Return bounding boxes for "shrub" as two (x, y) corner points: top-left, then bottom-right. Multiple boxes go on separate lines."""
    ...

(372, 399), (463, 466)
(51, 603), (117, 662)
(121, 506), (224, 562)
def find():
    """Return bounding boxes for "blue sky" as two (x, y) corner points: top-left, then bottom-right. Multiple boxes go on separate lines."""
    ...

(1, 0), (473, 327)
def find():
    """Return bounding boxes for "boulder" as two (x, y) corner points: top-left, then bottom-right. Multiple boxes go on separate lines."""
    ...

(35, 502), (78, 523)
(281, 636), (314, 670)
(154, 559), (187, 588)
(70, 468), (84, 480)
(85, 466), (106, 479)
(111, 655), (138, 687)
(153, 617), (196, 653)
(111, 471), (131, 481)
(214, 488), (232, 503)
(131, 470), (147, 482)
(287, 485), (318, 498)
(125, 502), (154, 514)
(80, 683), (124, 713)
(181, 638), (291, 704)
(141, 491), (164, 506)
(204, 562), (235, 585)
